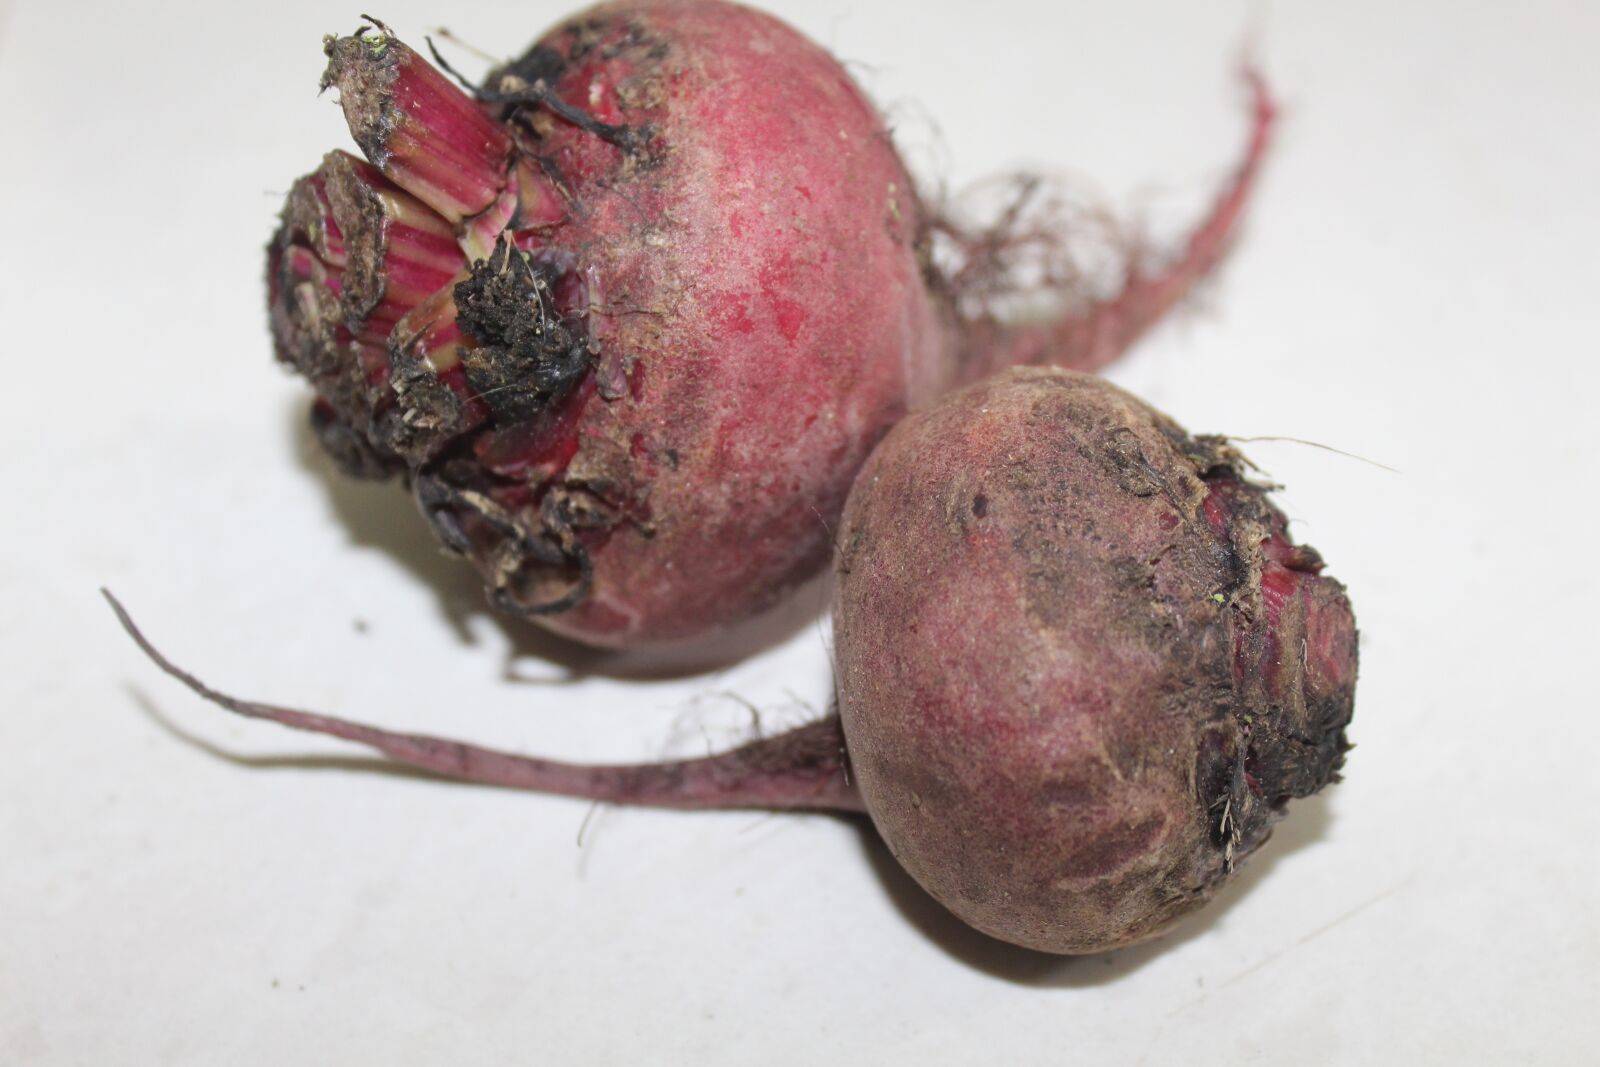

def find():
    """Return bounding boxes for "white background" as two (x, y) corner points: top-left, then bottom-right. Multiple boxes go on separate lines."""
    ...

(3, 0), (1596, 1062)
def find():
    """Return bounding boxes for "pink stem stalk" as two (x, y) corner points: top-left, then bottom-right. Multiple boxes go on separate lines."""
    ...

(323, 30), (513, 224)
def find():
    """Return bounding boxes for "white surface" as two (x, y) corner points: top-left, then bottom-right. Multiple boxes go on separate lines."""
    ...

(3, 1), (1596, 1063)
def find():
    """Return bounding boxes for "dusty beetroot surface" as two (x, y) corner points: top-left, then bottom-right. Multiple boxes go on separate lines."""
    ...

(269, 0), (1275, 651)
(833, 368), (1357, 952)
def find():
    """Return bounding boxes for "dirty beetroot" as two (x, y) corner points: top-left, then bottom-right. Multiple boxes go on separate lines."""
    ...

(271, 0), (1277, 649)
(111, 370), (1358, 955)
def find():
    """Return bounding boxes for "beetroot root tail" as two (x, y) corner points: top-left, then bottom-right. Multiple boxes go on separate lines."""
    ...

(103, 590), (863, 813)
(979, 65), (1278, 378)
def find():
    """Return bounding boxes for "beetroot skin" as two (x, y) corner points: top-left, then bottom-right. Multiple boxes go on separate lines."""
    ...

(111, 372), (1356, 955)
(276, 1), (947, 646)
(832, 368), (1357, 951)
(270, 0), (1276, 649)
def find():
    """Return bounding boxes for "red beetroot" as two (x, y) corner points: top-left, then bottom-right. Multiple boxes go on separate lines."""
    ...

(110, 371), (1357, 955)
(832, 369), (1356, 951)
(270, 1), (1276, 649)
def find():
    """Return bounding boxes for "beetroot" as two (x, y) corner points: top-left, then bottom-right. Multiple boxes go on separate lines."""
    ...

(111, 370), (1356, 954)
(269, 0), (1277, 649)
(832, 368), (1357, 951)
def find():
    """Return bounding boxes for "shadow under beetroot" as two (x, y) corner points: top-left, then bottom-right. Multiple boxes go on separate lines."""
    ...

(854, 791), (1337, 985)
(287, 401), (833, 682)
